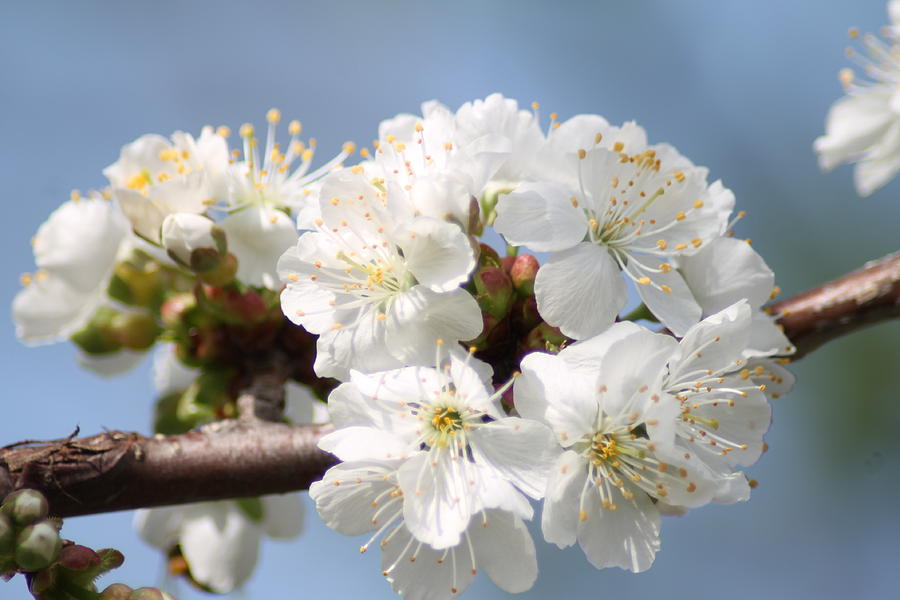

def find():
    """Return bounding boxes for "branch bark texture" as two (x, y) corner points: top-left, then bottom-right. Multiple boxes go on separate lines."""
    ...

(1, 252), (898, 518)
(771, 252), (900, 359)
(0, 422), (335, 518)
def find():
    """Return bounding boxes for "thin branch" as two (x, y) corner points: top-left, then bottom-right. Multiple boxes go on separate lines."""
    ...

(1, 252), (898, 518)
(0, 422), (335, 518)
(771, 252), (900, 359)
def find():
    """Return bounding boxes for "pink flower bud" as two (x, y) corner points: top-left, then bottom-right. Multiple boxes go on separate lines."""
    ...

(510, 254), (539, 296)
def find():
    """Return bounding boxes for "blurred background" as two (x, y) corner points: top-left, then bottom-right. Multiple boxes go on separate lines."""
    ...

(1, 1), (898, 598)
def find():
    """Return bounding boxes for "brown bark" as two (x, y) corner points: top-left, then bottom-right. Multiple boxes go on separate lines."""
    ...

(771, 252), (900, 359)
(0, 253), (898, 518)
(0, 422), (335, 518)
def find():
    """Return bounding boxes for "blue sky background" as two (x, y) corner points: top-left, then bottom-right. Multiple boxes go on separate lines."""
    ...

(1, 1), (898, 598)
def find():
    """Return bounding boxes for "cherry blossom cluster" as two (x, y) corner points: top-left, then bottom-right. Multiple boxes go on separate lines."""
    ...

(815, 0), (900, 196)
(12, 93), (796, 596)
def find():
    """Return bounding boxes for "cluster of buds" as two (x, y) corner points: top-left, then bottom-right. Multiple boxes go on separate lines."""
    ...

(467, 244), (567, 379)
(0, 489), (158, 599)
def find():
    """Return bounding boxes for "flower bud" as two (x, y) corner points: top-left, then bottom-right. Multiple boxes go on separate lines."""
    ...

(0, 513), (14, 554)
(509, 254), (539, 296)
(201, 285), (269, 324)
(2, 489), (48, 525)
(160, 293), (197, 329)
(109, 312), (160, 350)
(161, 213), (227, 272)
(477, 243), (503, 269)
(70, 307), (123, 355)
(15, 520), (61, 571)
(97, 548), (125, 571)
(473, 266), (514, 318)
(522, 322), (569, 354)
(107, 261), (164, 309)
(130, 587), (174, 600)
(197, 252), (238, 287)
(99, 583), (133, 600)
(57, 544), (100, 571)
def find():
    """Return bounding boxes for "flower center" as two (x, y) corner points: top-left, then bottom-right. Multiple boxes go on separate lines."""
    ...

(590, 433), (619, 464)
(431, 406), (464, 434)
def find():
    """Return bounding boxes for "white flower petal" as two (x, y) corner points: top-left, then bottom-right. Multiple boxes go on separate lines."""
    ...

(385, 287), (483, 365)
(468, 418), (558, 498)
(634, 262), (702, 337)
(515, 352), (598, 445)
(535, 243), (626, 339)
(399, 218), (475, 292)
(221, 205), (299, 288)
(470, 510), (537, 594)
(578, 484), (660, 573)
(398, 452), (474, 549)
(541, 451), (588, 549)
(494, 182), (587, 252)
(179, 502), (262, 593)
(261, 493), (304, 539)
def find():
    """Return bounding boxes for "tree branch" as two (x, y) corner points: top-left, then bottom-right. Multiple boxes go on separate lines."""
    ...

(771, 252), (900, 359)
(1, 252), (898, 518)
(0, 422), (335, 518)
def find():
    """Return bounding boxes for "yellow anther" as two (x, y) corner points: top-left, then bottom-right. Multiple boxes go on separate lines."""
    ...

(674, 243), (687, 250)
(550, 112), (558, 120)
(216, 125), (231, 138)
(384, 134), (396, 143)
(343, 141), (356, 155)
(69, 190), (81, 202)
(302, 149), (314, 162)
(660, 284), (673, 294)
(839, 68), (855, 87)
(693, 200), (704, 209)
(240, 123), (255, 138)
(674, 171), (685, 182)
(531, 101), (540, 110)
(414, 122), (424, 132)
(848, 27), (859, 39)
(612, 141), (624, 152)
(577, 148), (587, 159)
(158, 148), (179, 161)
(594, 133), (603, 144)
(351, 165), (364, 175)
(156, 172), (171, 183)
(570, 197), (579, 207)
(436, 338), (444, 345)
(579, 510), (587, 522)
(675, 210), (686, 221)
(286, 120), (301, 136)
(330, 197), (340, 206)
(638, 277), (651, 285)
(659, 263), (672, 273)
(394, 141), (406, 152)
(331, 323), (343, 330)
(266, 108), (282, 124)
(19, 273), (32, 286)
(691, 237), (702, 248)
(770, 286), (781, 300)
(656, 239), (668, 250)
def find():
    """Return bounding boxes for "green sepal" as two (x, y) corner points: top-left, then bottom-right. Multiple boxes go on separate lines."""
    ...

(235, 498), (265, 523)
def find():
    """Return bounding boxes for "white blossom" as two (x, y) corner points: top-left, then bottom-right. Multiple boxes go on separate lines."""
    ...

(814, 3), (900, 195)
(105, 127), (229, 243)
(134, 495), (303, 594)
(13, 192), (130, 344)
(311, 460), (538, 600)
(674, 236), (795, 357)
(217, 110), (355, 288)
(660, 301), (776, 504)
(277, 169), (482, 379)
(515, 323), (716, 572)
(317, 347), (557, 549)
(495, 120), (734, 339)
